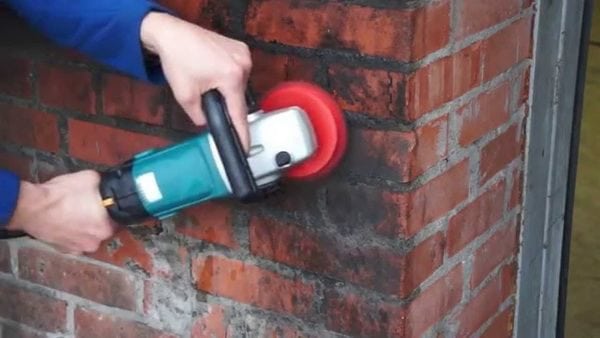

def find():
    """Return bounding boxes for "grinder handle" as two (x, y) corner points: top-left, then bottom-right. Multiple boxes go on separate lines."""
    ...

(202, 89), (258, 202)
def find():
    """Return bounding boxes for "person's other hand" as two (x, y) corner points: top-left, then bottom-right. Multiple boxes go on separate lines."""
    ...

(140, 12), (252, 150)
(7, 171), (116, 255)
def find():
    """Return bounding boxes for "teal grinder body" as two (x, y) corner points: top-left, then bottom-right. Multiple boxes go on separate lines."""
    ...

(99, 88), (319, 225)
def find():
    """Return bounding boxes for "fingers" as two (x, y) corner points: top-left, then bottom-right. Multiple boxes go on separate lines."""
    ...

(170, 80), (205, 126)
(231, 42), (252, 85)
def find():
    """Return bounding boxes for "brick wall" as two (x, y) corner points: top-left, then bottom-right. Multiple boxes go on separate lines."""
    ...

(0, 0), (533, 337)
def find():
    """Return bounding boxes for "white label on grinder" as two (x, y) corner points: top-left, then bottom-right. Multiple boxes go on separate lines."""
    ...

(136, 172), (163, 203)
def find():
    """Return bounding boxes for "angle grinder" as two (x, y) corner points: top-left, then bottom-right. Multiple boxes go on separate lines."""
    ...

(99, 82), (348, 225)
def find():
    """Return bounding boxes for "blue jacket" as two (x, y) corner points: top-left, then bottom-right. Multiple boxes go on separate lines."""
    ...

(0, 0), (169, 226)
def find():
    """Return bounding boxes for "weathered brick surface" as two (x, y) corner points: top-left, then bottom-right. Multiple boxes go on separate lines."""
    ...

(88, 228), (155, 275)
(0, 55), (32, 98)
(0, 241), (9, 273)
(38, 63), (96, 114)
(68, 119), (170, 165)
(455, 264), (517, 337)
(246, 0), (451, 61)
(74, 307), (176, 338)
(457, 82), (511, 147)
(193, 255), (315, 318)
(174, 202), (238, 248)
(102, 73), (167, 125)
(0, 281), (67, 333)
(19, 247), (139, 311)
(0, 104), (59, 153)
(0, 149), (31, 180)
(480, 123), (523, 184)
(1, 324), (46, 338)
(0, 0), (532, 336)
(250, 216), (444, 297)
(405, 264), (464, 337)
(447, 181), (506, 256)
(481, 306), (515, 338)
(190, 304), (229, 338)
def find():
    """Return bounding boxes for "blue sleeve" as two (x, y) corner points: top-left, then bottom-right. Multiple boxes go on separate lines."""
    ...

(0, 170), (20, 227)
(5, 0), (171, 84)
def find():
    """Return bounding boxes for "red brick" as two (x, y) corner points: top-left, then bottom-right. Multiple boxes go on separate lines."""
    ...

(457, 0), (520, 38)
(159, 0), (229, 32)
(102, 73), (166, 125)
(190, 304), (228, 338)
(0, 56), (32, 98)
(167, 94), (199, 133)
(480, 306), (514, 338)
(406, 264), (463, 337)
(0, 104), (59, 153)
(193, 255), (315, 317)
(406, 233), (446, 293)
(88, 228), (154, 275)
(457, 82), (511, 146)
(246, 0), (450, 61)
(480, 124), (523, 183)
(482, 17), (533, 82)
(414, 115), (449, 177)
(471, 221), (518, 288)
(456, 264), (516, 337)
(174, 202), (238, 248)
(250, 49), (318, 96)
(509, 167), (523, 210)
(68, 119), (170, 165)
(0, 150), (31, 179)
(373, 161), (470, 238)
(345, 120), (447, 183)
(406, 160), (470, 236)
(328, 65), (403, 119)
(57, 48), (94, 64)
(0, 241), (9, 273)
(1, 324), (45, 338)
(0, 282), (66, 333)
(19, 247), (138, 311)
(406, 42), (482, 120)
(324, 290), (404, 337)
(38, 63), (96, 114)
(447, 181), (506, 256)
(250, 216), (443, 296)
(75, 307), (176, 338)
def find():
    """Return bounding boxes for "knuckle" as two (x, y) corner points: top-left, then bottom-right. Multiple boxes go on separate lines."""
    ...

(240, 56), (252, 70)
(83, 242), (100, 253)
(175, 90), (198, 108)
(223, 64), (244, 80)
(240, 44), (251, 59)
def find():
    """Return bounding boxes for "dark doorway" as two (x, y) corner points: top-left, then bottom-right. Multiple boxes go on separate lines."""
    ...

(564, 3), (600, 337)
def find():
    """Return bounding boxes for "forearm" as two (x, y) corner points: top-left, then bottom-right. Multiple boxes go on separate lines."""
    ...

(4, 0), (170, 83)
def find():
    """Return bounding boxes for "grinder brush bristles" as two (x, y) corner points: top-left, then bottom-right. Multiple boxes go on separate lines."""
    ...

(260, 82), (348, 180)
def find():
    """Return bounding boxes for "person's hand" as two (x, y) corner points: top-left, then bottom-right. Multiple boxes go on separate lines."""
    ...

(140, 12), (252, 150)
(7, 171), (117, 255)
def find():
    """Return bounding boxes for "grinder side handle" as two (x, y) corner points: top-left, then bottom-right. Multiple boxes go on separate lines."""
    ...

(202, 89), (259, 202)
